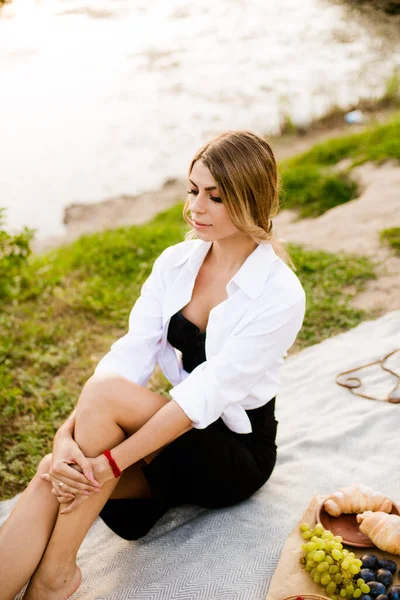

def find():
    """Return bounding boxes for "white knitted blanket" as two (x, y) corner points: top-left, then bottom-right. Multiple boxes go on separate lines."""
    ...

(2, 311), (400, 600)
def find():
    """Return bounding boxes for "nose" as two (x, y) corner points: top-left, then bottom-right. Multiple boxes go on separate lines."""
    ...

(190, 191), (207, 214)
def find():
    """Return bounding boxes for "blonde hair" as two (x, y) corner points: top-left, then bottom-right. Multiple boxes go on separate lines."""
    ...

(183, 130), (293, 267)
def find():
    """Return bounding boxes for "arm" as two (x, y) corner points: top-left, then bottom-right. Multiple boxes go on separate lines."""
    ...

(93, 250), (166, 385)
(45, 408), (101, 494)
(109, 399), (192, 472)
(58, 400), (192, 513)
(169, 288), (306, 431)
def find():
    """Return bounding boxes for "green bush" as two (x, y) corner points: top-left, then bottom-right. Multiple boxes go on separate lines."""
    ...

(0, 209), (35, 301)
(380, 227), (400, 254)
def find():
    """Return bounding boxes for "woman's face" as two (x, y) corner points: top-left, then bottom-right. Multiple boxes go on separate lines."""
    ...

(187, 160), (239, 241)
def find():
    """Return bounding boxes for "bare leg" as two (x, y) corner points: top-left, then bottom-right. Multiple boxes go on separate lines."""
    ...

(0, 455), (61, 600)
(22, 375), (171, 600)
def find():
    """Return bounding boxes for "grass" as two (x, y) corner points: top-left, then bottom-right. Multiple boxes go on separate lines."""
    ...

(0, 202), (376, 499)
(279, 113), (400, 217)
(380, 227), (400, 254)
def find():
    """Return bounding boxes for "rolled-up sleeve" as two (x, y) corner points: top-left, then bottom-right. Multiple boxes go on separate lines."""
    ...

(94, 252), (166, 386)
(169, 291), (305, 429)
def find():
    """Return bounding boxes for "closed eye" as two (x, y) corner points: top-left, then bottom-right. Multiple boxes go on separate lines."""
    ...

(187, 189), (222, 203)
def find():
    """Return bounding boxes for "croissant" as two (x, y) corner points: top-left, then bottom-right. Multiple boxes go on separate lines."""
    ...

(357, 511), (400, 555)
(324, 483), (392, 517)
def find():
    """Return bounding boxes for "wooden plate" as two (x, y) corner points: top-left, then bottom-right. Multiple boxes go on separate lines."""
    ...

(316, 500), (400, 547)
(282, 595), (330, 600)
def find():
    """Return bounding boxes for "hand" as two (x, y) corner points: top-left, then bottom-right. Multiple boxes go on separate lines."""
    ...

(56, 455), (116, 515)
(41, 432), (102, 502)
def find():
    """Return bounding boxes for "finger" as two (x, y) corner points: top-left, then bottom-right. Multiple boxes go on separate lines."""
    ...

(60, 495), (88, 514)
(51, 487), (76, 499)
(67, 456), (101, 488)
(40, 473), (51, 483)
(52, 482), (92, 497)
(57, 495), (74, 504)
(49, 472), (100, 494)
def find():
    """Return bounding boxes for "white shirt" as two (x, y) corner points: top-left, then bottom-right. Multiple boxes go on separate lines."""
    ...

(94, 239), (306, 434)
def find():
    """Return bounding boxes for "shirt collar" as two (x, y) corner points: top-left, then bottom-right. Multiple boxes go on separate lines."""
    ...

(173, 239), (278, 299)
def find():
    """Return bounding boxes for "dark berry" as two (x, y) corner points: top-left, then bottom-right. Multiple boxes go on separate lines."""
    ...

(369, 582), (388, 598)
(376, 569), (393, 588)
(388, 586), (400, 600)
(376, 596), (388, 600)
(360, 568), (377, 583)
(379, 559), (397, 574)
(360, 596), (373, 600)
(361, 554), (381, 571)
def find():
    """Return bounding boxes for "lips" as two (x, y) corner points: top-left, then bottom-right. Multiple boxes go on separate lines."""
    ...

(193, 220), (211, 226)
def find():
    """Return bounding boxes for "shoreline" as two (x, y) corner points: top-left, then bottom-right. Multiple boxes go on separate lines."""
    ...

(32, 102), (399, 255)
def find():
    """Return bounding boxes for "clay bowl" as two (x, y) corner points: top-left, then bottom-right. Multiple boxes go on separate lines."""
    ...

(316, 499), (400, 547)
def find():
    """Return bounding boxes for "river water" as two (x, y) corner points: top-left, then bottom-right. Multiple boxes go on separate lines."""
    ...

(1, 0), (399, 238)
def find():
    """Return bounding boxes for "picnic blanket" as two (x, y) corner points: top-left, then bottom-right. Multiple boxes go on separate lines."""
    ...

(1, 310), (400, 600)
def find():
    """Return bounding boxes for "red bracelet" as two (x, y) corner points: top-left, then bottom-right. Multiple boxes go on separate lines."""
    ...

(103, 449), (122, 478)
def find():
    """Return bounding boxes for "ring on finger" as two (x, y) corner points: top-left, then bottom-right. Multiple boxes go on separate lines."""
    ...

(59, 481), (65, 488)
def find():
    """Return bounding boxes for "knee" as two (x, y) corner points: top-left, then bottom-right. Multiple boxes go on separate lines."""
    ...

(78, 373), (140, 413)
(36, 453), (52, 475)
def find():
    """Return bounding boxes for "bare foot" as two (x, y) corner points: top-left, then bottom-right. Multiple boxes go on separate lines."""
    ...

(23, 565), (82, 600)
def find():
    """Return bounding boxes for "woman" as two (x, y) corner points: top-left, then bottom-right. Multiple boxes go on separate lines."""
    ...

(0, 130), (305, 599)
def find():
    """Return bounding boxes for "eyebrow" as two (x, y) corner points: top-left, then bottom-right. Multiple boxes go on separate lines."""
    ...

(189, 178), (217, 191)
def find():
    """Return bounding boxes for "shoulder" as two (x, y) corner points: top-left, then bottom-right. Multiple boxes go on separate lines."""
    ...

(156, 239), (201, 266)
(268, 255), (305, 305)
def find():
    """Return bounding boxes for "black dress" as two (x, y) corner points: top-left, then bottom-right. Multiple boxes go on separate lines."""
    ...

(99, 311), (278, 541)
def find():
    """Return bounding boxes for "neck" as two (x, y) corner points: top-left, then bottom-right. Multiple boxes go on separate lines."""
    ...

(207, 233), (258, 273)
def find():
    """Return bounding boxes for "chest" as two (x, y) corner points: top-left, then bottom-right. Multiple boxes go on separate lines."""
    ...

(180, 264), (230, 333)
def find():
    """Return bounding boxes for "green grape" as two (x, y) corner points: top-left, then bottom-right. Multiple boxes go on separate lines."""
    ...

(340, 589), (347, 597)
(334, 573), (343, 584)
(329, 565), (339, 574)
(302, 530), (312, 539)
(326, 581), (337, 593)
(311, 568), (317, 578)
(313, 572), (322, 583)
(313, 550), (325, 562)
(311, 536), (320, 544)
(305, 563), (313, 572)
(348, 552), (355, 559)
(356, 579), (364, 588)
(353, 590), (362, 598)
(333, 535), (343, 543)
(348, 563), (360, 575)
(341, 560), (350, 570)
(346, 584), (354, 594)
(317, 561), (330, 572)
(360, 584), (370, 594)
(314, 523), (324, 535)
(329, 595), (338, 600)
(305, 542), (317, 552)
(326, 555), (334, 565)
(315, 538), (326, 550)
(307, 559), (317, 568)
(333, 542), (343, 550)
(342, 549), (349, 556)
(321, 573), (331, 586)
(354, 559), (362, 568)
(326, 541), (335, 551)
(332, 549), (343, 561)
(300, 523), (310, 532)
(323, 531), (334, 541)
